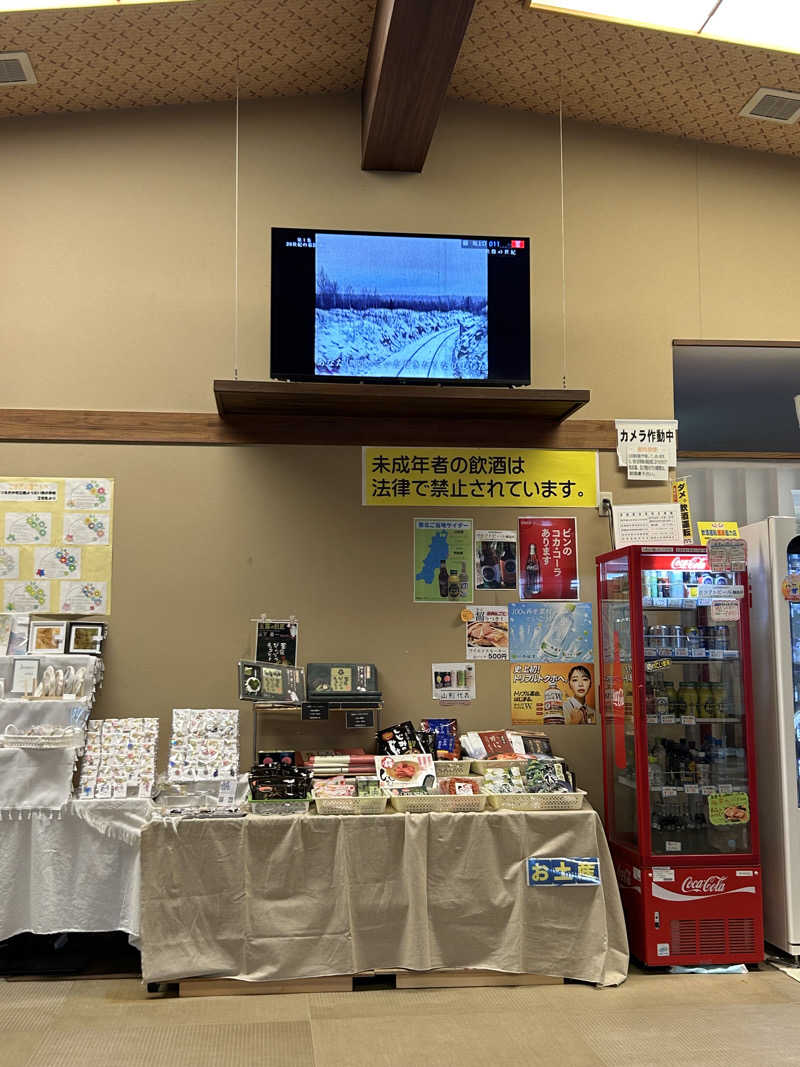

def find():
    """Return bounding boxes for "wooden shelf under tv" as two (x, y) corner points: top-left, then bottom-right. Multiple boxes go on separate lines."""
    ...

(213, 380), (591, 447)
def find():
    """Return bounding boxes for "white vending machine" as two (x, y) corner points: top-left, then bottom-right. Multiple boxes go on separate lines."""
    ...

(742, 516), (800, 959)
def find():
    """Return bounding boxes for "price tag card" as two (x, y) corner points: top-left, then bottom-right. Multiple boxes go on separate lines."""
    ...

(684, 784), (699, 794)
(710, 600), (740, 623)
(701, 785), (718, 795)
(301, 702), (329, 721)
(345, 709), (375, 729)
(718, 783), (734, 793)
(665, 841), (682, 852)
(661, 714), (676, 724)
(681, 716), (696, 725)
(709, 649), (724, 660)
(217, 778), (238, 807)
(692, 648), (707, 658)
(662, 787), (678, 797)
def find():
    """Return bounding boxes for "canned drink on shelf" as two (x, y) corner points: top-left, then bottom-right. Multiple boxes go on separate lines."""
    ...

(686, 627), (701, 651)
(714, 625), (729, 651)
(672, 625), (686, 649)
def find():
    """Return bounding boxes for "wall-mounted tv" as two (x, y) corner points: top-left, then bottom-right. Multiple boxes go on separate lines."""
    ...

(270, 228), (531, 386)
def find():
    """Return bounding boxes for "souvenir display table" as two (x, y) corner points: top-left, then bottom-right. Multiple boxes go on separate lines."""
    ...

(139, 804), (629, 987)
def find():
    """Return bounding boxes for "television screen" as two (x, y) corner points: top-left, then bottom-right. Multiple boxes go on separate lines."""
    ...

(270, 228), (531, 385)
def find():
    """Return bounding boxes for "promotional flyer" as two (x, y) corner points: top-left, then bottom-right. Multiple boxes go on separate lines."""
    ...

(517, 517), (578, 600)
(508, 601), (593, 663)
(432, 662), (476, 702)
(510, 662), (596, 726)
(413, 519), (473, 603)
(465, 606), (509, 660)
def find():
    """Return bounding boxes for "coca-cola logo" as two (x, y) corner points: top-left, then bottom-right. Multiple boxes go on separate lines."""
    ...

(671, 556), (707, 570)
(681, 875), (727, 894)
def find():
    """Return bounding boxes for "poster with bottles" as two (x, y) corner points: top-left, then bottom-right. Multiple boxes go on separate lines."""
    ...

(517, 518), (578, 600)
(475, 529), (517, 590)
(510, 662), (596, 725)
(508, 602), (593, 663)
(413, 519), (474, 603)
(432, 662), (476, 702)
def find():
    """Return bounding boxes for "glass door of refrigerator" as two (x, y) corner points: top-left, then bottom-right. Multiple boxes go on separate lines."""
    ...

(599, 553), (639, 850)
(787, 536), (800, 807)
(642, 550), (750, 857)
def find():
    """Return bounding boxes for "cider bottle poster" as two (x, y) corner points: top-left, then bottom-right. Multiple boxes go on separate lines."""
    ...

(517, 517), (578, 600)
(413, 519), (473, 603)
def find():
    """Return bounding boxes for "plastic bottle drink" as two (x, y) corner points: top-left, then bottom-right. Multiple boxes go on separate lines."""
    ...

(684, 682), (699, 719)
(540, 605), (577, 658)
(664, 681), (678, 717)
(711, 681), (726, 718)
(653, 679), (669, 718)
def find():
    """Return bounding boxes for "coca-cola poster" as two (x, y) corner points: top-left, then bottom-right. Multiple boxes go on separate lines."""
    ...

(517, 517), (578, 600)
(508, 602), (593, 663)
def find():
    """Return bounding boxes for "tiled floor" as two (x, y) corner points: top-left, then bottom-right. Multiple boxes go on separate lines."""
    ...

(3, 965), (800, 1067)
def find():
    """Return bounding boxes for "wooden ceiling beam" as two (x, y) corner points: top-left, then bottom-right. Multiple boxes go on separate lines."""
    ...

(361, 0), (477, 172)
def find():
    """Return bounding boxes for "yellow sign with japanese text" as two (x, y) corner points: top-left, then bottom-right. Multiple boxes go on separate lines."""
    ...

(697, 521), (739, 545)
(671, 478), (693, 542)
(362, 447), (597, 507)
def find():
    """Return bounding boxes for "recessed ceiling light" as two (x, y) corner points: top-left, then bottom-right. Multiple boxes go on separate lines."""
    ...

(0, 0), (199, 11)
(528, 1), (800, 56)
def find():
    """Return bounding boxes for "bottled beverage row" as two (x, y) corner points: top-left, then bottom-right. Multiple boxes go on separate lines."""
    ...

(647, 733), (747, 791)
(643, 569), (734, 600)
(645, 678), (739, 721)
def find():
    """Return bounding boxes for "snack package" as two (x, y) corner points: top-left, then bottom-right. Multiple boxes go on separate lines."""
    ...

(312, 775), (356, 798)
(249, 763), (313, 800)
(376, 721), (422, 756)
(517, 732), (553, 757)
(420, 718), (461, 758)
(478, 730), (516, 758)
(439, 777), (480, 795)
(356, 776), (382, 797)
(482, 766), (526, 794)
(257, 750), (296, 768)
(375, 753), (436, 794)
(524, 757), (574, 793)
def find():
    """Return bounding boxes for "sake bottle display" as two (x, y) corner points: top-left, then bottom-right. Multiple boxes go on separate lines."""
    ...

(524, 544), (542, 598)
(438, 560), (449, 598)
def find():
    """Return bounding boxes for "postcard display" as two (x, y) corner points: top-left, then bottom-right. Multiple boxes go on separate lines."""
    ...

(0, 650), (103, 813)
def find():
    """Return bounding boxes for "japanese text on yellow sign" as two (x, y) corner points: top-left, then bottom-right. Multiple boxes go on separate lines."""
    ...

(671, 479), (693, 543)
(697, 521), (739, 545)
(363, 447), (597, 507)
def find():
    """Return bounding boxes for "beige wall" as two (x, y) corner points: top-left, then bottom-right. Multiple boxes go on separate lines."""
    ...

(4, 93), (800, 804)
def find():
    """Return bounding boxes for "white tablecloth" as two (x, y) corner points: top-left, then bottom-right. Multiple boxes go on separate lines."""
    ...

(0, 799), (151, 941)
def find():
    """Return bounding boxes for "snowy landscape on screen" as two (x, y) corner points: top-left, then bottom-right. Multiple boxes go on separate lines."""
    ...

(314, 234), (488, 379)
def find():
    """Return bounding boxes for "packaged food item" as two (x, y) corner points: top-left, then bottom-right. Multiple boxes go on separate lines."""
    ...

(524, 757), (574, 793)
(249, 762), (313, 800)
(419, 718), (461, 758)
(257, 750), (296, 768)
(313, 775), (356, 797)
(439, 777), (480, 795)
(375, 753), (436, 794)
(516, 732), (552, 756)
(478, 730), (515, 758)
(356, 776), (382, 797)
(482, 767), (525, 794)
(376, 721), (421, 756)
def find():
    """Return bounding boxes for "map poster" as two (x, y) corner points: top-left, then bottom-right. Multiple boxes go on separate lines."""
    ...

(510, 662), (596, 726)
(413, 519), (473, 603)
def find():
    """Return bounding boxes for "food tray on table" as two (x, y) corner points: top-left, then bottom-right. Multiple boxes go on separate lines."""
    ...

(485, 789), (586, 811)
(390, 792), (487, 813)
(313, 794), (388, 815)
(433, 759), (473, 777)
(470, 759), (532, 775)
(247, 798), (310, 816)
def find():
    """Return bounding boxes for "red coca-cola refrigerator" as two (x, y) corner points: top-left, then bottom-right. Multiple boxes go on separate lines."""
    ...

(596, 545), (763, 966)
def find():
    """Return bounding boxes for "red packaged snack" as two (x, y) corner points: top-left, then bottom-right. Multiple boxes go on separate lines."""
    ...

(439, 777), (480, 795)
(478, 730), (515, 758)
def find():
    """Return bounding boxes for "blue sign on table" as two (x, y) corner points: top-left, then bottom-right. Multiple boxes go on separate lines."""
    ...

(526, 857), (601, 887)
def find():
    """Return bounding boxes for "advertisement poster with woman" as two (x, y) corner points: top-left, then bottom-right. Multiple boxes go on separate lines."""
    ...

(510, 662), (596, 726)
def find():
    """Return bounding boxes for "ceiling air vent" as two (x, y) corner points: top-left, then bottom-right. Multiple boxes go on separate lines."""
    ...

(0, 52), (36, 87)
(740, 87), (800, 124)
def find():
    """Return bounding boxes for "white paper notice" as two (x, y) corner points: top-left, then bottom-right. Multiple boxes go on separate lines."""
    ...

(62, 512), (111, 546)
(59, 580), (107, 614)
(0, 547), (19, 579)
(616, 420), (678, 468)
(4, 512), (52, 545)
(625, 445), (670, 482)
(613, 503), (683, 548)
(33, 546), (82, 580)
(3, 580), (51, 613)
(65, 479), (113, 511)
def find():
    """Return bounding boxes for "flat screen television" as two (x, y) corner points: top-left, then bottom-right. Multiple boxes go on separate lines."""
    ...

(270, 228), (531, 386)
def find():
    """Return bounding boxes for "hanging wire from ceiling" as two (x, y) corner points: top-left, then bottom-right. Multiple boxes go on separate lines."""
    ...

(233, 57), (240, 382)
(559, 96), (568, 389)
